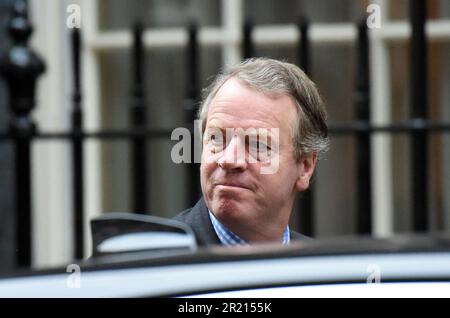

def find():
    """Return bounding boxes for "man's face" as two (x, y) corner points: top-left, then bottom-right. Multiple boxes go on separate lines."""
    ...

(200, 77), (316, 242)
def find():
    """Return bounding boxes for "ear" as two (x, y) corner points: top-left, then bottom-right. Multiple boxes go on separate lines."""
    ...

(295, 152), (318, 192)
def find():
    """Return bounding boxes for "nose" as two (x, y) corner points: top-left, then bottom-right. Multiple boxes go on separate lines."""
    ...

(217, 135), (247, 171)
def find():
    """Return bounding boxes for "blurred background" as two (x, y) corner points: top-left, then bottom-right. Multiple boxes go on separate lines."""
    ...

(0, 0), (449, 272)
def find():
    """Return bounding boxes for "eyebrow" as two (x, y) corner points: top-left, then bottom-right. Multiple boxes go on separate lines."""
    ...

(205, 126), (277, 142)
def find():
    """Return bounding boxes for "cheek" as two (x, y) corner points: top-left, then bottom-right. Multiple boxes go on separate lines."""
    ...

(200, 163), (210, 180)
(258, 160), (298, 191)
(200, 156), (216, 186)
(201, 145), (218, 165)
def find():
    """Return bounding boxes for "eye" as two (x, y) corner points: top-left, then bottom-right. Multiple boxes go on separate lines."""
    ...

(205, 129), (225, 152)
(209, 133), (223, 144)
(208, 135), (217, 145)
(247, 137), (272, 161)
(251, 141), (271, 150)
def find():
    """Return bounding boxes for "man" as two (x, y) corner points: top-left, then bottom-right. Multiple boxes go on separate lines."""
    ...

(174, 57), (328, 246)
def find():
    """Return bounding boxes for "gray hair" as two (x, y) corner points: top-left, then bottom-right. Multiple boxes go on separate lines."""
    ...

(198, 57), (329, 160)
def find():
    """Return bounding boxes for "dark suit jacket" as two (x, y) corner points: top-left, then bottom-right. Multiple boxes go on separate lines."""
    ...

(173, 197), (310, 247)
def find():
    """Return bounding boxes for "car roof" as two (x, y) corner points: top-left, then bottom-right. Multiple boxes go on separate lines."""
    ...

(2, 234), (450, 297)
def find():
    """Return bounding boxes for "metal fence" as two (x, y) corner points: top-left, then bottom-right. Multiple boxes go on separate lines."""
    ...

(1, 0), (449, 269)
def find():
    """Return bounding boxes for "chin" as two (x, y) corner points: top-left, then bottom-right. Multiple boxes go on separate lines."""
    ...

(212, 197), (242, 221)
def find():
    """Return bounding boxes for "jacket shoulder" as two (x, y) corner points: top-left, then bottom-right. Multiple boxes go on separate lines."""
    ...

(172, 199), (221, 246)
(173, 207), (193, 223)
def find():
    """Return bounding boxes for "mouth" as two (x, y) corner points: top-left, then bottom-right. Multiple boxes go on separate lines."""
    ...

(215, 182), (251, 190)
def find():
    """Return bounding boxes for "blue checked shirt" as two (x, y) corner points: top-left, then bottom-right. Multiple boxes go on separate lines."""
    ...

(209, 211), (290, 246)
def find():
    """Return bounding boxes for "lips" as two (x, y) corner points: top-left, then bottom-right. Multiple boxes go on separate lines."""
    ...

(215, 182), (251, 190)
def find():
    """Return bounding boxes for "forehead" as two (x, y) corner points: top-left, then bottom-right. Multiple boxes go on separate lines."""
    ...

(206, 78), (298, 132)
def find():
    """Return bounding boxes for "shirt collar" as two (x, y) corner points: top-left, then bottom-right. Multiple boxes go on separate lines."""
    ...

(208, 210), (290, 246)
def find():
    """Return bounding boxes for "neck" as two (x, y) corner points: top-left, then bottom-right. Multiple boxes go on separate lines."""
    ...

(225, 221), (287, 243)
